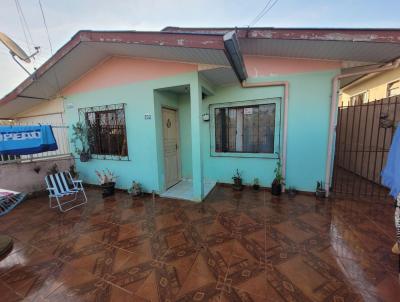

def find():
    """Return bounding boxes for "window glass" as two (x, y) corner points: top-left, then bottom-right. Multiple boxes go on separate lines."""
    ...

(214, 103), (276, 154)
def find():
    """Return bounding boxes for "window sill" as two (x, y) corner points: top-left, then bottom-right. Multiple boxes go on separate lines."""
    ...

(75, 155), (130, 161)
(210, 151), (278, 159)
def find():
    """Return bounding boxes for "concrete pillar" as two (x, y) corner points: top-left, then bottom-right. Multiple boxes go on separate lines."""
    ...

(190, 79), (204, 201)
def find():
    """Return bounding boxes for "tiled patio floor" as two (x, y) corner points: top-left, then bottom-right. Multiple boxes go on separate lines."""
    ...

(0, 186), (399, 301)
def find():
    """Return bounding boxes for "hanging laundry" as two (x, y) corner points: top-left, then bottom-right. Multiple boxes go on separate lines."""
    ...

(0, 125), (58, 155)
(382, 125), (400, 256)
(382, 125), (400, 198)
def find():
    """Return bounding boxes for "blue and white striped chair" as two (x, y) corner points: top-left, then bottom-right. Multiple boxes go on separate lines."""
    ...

(45, 171), (87, 212)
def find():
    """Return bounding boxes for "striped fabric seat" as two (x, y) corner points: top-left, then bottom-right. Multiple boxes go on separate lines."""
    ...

(0, 189), (26, 216)
(45, 171), (87, 212)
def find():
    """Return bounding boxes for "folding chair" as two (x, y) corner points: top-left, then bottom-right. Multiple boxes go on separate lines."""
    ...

(45, 171), (87, 212)
(0, 189), (26, 216)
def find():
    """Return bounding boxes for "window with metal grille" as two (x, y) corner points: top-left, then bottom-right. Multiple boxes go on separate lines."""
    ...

(387, 80), (400, 97)
(349, 91), (368, 106)
(79, 104), (128, 160)
(215, 103), (276, 154)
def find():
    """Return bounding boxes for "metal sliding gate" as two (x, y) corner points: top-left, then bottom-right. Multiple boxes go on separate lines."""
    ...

(332, 96), (400, 200)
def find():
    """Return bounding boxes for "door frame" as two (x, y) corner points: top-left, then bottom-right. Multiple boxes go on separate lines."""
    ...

(161, 106), (182, 190)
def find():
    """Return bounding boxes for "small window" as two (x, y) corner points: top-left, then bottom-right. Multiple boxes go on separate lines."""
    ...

(387, 80), (400, 97)
(215, 103), (276, 154)
(79, 104), (128, 159)
(350, 92), (368, 106)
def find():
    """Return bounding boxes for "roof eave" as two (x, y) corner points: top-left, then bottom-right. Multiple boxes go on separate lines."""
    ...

(0, 30), (226, 106)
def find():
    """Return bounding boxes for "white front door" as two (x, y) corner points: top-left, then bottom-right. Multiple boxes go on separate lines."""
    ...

(162, 108), (181, 189)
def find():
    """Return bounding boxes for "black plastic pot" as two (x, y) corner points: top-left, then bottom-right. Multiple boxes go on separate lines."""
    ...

(101, 182), (115, 197)
(315, 189), (326, 199)
(287, 189), (297, 199)
(80, 152), (90, 162)
(271, 182), (282, 196)
(232, 177), (243, 191)
(253, 184), (260, 191)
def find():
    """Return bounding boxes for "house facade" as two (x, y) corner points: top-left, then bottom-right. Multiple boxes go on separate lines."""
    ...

(62, 55), (339, 200)
(2, 27), (400, 201)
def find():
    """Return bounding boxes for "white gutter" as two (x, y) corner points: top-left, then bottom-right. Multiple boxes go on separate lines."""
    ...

(242, 80), (289, 192)
(325, 58), (400, 196)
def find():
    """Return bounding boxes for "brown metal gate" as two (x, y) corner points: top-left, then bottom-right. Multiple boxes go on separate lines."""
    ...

(332, 96), (400, 200)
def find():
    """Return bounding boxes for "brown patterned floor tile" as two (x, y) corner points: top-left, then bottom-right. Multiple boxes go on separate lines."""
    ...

(0, 280), (24, 301)
(273, 219), (315, 243)
(277, 254), (334, 300)
(154, 212), (183, 232)
(56, 235), (134, 278)
(298, 211), (331, 232)
(0, 245), (45, 277)
(1, 186), (400, 301)
(226, 257), (267, 298)
(42, 264), (146, 302)
(171, 250), (226, 300)
(175, 283), (223, 301)
(0, 253), (64, 300)
(220, 285), (281, 302)
(84, 222), (148, 246)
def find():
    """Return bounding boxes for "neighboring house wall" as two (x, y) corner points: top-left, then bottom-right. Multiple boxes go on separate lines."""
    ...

(340, 67), (400, 106)
(62, 55), (340, 194)
(11, 98), (70, 159)
(337, 67), (400, 185)
(13, 98), (65, 122)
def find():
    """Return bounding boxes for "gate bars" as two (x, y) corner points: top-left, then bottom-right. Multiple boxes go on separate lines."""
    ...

(332, 96), (400, 200)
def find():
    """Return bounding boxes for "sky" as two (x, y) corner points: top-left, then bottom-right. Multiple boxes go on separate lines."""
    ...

(1, 0), (400, 98)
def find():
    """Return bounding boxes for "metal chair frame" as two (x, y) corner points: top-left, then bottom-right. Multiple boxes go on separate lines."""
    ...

(45, 171), (87, 212)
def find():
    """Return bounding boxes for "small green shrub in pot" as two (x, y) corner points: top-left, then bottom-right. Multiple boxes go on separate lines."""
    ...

(271, 160), (284, 196)
(232, 169), (243, 191)
(71, 122), (91, 162)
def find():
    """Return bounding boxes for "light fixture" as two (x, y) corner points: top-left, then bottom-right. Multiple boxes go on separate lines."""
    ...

(202, 113), (210, 121)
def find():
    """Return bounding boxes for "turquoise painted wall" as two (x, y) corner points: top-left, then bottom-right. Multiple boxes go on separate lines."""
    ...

(64, 66), (338, 196)
(178, 94), (192, 179)
(200, 69), (339, 192)
(64, 72), (198, 193)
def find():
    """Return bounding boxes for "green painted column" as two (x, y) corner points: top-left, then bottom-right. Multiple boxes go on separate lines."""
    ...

(190, 77), (204, 201)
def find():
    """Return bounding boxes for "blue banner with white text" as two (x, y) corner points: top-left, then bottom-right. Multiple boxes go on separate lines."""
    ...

(0, 125), (58, 155)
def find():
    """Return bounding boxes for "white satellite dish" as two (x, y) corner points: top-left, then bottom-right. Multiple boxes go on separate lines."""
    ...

(0, 32), (39, 74)
(0, 32), (31, 62)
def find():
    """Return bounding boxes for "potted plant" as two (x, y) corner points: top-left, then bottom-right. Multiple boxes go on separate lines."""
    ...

(287, 186), (297, 199)
(96, 169), (117, 197)
(128, 181), (143, 198)
(315, 181), (326, 198)
(271, 161), (283, 196)
(232, 169), (243, 191)
(71, 122), (90, 162)
(253, 178), (260, 191)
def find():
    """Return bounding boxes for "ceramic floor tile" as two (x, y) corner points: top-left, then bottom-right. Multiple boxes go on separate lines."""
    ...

(0, 186), (399, 301)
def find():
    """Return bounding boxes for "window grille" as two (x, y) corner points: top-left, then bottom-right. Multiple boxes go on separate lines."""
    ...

(78, 104), (129, 160)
